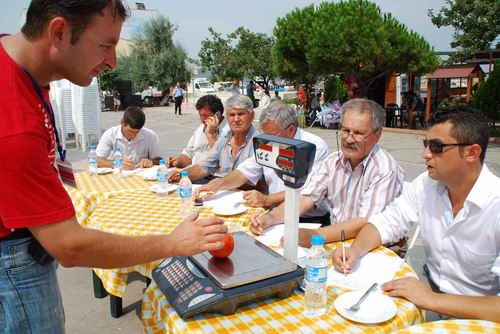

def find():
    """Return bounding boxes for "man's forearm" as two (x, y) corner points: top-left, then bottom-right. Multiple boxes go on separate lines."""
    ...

(31, 218), (176, 269)
(208, 170), (248, 191)
(174, 154), (192, 168)
(188, 164), (210, 181)
(206, 133), (217, 148)
(97, 157), (113, 168)
(268, 195), (315, 222)
(430, 294), (500, 322)
(318, 218), (368, 243)
(349, 223), (382, 256)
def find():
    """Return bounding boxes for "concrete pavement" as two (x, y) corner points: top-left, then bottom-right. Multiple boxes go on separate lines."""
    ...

(59, 99), (500, 333)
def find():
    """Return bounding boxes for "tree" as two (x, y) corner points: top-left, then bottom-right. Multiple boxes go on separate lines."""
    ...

(102, 15), (191, 93)
(198, 27), (275, 93)
(273, 0), (440, 96)
(428, 0), (500, 61)
(474, 61), (500, 123)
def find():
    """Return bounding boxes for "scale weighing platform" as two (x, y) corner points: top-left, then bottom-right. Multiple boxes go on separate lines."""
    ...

(152, 231), (304, 319)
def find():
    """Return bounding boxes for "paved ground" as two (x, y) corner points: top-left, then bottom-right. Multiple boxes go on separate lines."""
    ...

(59, 98), (500, 333)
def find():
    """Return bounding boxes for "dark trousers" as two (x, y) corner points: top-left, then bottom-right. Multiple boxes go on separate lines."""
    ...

(174, 96), (183, 114)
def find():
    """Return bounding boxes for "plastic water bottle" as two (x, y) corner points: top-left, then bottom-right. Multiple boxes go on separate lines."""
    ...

(178, 171), (193, 217)
(304, 235), (328, 316)
(113, 147), (123, 179)
(156, 159), (168, 196)
(88, 146), (97, 176)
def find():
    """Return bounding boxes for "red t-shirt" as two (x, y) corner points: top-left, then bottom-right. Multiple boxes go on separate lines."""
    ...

(0, 36), (75, 238)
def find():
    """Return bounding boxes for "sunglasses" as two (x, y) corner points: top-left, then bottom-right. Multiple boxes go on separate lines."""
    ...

(423, 139), (473, 154)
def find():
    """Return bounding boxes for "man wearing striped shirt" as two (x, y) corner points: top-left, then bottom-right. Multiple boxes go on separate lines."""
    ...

(250, 98), (404, 246)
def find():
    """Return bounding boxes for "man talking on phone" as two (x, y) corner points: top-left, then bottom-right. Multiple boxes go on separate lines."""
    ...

(168, 94), (228, 168)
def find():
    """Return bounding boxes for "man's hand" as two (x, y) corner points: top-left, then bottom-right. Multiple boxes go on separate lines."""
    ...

(331, 245), (361, 274)
(166, 157), (177, 167)
(381, 277), (436, 310)
(169, 212), (228, 256)
(137, 158), (153, 168)
(193, 183), (217, 201)
(249, 212), (279, 235)
(122, 157), (136, 170)
(243, 190), (270, 207)
(168, 169), (181, 183)
(298, 228), (321, 248)
(204, 116), (219, 136)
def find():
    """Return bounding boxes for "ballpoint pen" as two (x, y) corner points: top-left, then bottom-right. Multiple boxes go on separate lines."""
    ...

(341, 229), (347, 278)
(256, 204), (278, 220)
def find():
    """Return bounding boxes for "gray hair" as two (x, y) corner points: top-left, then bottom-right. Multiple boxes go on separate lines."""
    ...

(259, 102), (298, 129)
(340, 98), (386, 132)
(224, 95), (254, 116)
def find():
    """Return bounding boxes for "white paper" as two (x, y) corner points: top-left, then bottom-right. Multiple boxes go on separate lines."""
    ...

(255, 223), (320, 247)
(327, 251), (404, 291)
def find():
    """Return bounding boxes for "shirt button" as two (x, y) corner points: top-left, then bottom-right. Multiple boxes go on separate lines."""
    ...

(9, 246), (14, 251)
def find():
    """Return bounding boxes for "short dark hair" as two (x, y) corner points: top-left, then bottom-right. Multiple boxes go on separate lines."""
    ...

(195, 95), (224, 114)
(22, 0), (129, 44)
(428, 105), (489, 163)
(123, 106), (145, 129)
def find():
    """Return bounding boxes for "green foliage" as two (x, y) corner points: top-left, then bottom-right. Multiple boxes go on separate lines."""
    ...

(281, 98), (300, 105)
(473, 62), (500, 122)
(106, 15), (191, 92)
(428, 0), (500, 61)
(272, 0), (439, 94)
(99, 68), (120, 92)
(324, 76), (348, 103)
(198, 27), (275, 90)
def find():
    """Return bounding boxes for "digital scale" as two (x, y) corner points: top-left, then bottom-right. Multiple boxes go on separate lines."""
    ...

(153, 135), (316, 319)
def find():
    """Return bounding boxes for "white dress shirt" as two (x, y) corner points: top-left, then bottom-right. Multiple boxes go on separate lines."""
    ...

(96, 125), (164, 164)
(181, 119), (228, 165)
(370, 165), (500, 297)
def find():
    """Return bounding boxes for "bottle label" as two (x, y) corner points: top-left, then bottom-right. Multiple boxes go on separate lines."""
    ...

(306, 266), (327, 283)
(179, 187), (192, 199)
(88, 157), (97, 164)
(113, 158), (122, 167)
(157, 172), (167, 183)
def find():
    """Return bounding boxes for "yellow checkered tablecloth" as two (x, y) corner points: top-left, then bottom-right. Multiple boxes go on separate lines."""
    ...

(141, 244), (423, 333)
(65, 171), (152, 225)
(87, 190), (259, 298)
(396, 319), (500, 333)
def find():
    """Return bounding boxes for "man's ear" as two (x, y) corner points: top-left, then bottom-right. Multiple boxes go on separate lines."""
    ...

(465, 143), (482, 162)
(46, 17), (71, 49)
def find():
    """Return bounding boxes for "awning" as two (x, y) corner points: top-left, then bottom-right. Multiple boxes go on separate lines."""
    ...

(427, 64), (479, 79)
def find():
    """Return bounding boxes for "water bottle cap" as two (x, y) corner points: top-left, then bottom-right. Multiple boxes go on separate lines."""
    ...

(181, 171), (189, 177)
(159, 159), (165, 165)
(115, 147), (121, 152)
(89, 145), (96, 150)
(311, 235), (324, 246)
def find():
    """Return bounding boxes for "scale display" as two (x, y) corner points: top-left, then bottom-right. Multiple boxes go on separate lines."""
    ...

(253, 134), (316, 188)
(152, 232), (304, 318)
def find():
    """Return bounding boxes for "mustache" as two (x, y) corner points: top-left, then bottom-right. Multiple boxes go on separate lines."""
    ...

(342, 142), (357, 150)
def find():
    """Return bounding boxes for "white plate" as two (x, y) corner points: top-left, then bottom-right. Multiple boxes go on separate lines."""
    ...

(334, 290), (397, 324)
(97, 167), (113, 174)
(151, 184), (178, 194)
(212, 203), (248, 216)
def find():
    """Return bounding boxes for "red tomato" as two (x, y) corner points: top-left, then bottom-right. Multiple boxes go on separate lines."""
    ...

(209, 233), (234, 258)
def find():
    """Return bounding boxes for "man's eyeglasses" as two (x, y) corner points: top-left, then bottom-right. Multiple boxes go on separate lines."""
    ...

(423, 139), (473, 154)
(338, 128), (375, 142)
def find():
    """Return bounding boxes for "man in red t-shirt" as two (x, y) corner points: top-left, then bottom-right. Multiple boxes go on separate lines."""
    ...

(0, 1), (227, 332)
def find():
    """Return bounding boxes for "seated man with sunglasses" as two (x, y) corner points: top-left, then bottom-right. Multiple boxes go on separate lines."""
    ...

(250, 98), (404, 242)
(331, 105), (500, 322)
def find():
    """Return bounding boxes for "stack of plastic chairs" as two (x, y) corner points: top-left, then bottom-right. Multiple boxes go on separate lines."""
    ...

(71, 78), (102, 151)
(49, 80), (75, 150)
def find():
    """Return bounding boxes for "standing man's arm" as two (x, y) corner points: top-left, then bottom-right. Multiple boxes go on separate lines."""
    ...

(30, 213), (227, 269)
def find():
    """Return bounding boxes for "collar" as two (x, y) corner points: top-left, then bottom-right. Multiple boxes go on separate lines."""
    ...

(462, 164), (494, 209)
(224, 124), (256, 144)
(116, 125), (145, 143)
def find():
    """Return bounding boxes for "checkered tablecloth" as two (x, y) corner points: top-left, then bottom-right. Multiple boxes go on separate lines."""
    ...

(87, 190), (259, 298)
(396, 319), (500, 333)
(65, 171), (153, 225)
(141, 243), (423, 333)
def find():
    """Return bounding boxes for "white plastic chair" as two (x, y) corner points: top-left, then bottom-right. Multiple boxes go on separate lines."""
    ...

(71, 78), (102, 151)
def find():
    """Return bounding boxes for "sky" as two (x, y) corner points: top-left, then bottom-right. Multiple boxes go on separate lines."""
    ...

(0, 0), (455, 59)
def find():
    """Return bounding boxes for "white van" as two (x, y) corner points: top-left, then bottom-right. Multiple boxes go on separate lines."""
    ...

(193, 78), (215, 94)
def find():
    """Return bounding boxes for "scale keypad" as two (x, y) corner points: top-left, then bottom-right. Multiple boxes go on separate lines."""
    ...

(160, 260), (203, 304)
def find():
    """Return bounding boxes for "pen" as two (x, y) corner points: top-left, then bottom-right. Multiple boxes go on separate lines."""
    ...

(341, 229), (347, 278)
(256, 204), (277, 220)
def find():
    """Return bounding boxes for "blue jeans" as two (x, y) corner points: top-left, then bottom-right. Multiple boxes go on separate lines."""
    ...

(0, 236), (65, 333)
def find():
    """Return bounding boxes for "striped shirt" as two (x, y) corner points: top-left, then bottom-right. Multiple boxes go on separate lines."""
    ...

(301, 144), (404, 224)
(201, 125), (256, 177)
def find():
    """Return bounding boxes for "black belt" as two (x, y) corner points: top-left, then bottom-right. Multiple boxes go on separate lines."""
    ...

(1, 229), (32, 241)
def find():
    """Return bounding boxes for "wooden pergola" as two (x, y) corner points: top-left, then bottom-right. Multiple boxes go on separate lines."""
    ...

(425, 64), (485, 119)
